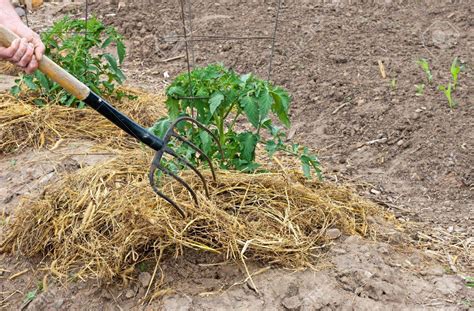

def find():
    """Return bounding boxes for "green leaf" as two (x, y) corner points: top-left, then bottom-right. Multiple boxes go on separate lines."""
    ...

(270, 88), (291, 127)
(258, 88), (272, 120)
(167, 86), (186, 98)
(241, 96), (259, 128)
(240, 73), (251, 84)
(34, 71), (50, 90)
(10, 85), (21, 97)
(101, 36), (113, 48)
(165, 98), (180, 119)
(209, 92), (224, 115)
(23, 76), (37, 91)
(301, 161), (311, 179)
(117, 41), (126, 64)
(238, 132), (259, 162)
(103, 53), (120, 74)
(33, 98), (46, 107)
(150, 117), (171, 138)
(265, 140), (278, 158)
(199, 131), (212, 155)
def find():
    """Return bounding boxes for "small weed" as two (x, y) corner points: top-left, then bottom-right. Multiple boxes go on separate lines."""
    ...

(137, 262), (149, 272)
(450, 57), (464, 90)
(415, 84), (425, 96)
(23, 289), (38, 304)
(390, 78), (397, 90)
(417, 58), (433, 83)
(23, 280), (45, 304)
(438, 83), (455, 108)
(466, 276), (474, 288)
(461, 300), (472, 307)
(9, 159), (16, 167)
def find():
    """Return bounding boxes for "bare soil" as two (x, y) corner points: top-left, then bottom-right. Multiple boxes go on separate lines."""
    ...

(1, 0), (473, 310)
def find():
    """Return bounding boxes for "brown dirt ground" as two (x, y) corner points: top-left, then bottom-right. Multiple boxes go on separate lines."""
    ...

(1, 0), (473, 310)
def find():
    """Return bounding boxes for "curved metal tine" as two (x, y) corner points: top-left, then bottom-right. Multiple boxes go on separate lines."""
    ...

(148, 164), (199, 218)
(172, 116), (225, 160)
(153, 137), (211, 198)
(167, 116), (224, 180)
(171, 133), (217, 183)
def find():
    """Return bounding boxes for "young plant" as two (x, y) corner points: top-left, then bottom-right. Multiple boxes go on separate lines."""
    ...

(466, 276), (474, 288)
(415, 83), (425, 96)
(450, 57), (463, 90)
(390, 78), (397, 90)
(417, 58), (433, 83)
(150, 64), (322, 179)
(438, 83), (455, 108)
(11, 16), (128, 107)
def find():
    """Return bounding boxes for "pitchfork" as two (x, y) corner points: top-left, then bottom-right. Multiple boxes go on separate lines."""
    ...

(0, 26), (223, 217)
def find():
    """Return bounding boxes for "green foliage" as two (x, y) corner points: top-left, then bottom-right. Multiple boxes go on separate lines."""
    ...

(415, 83), (425, 96)
(466, 276), (474, 288)
(11, 16), (129, 107)
(390, 78), (397, 90)
(438, 83), (455, 108)
(24, 290), (37, 303)
(151, 64), (321, 179)
(437, 58), (465, 109)
(450, 57), (463, 90)
(417, 58), (433, 83)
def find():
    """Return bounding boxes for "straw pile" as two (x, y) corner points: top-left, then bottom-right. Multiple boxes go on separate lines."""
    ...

(0, 60), (20, 76)
(0, 89), (166, 153)
(0, 150), (384, 282)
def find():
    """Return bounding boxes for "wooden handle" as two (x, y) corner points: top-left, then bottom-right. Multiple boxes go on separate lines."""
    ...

(0, 25), (90, 100)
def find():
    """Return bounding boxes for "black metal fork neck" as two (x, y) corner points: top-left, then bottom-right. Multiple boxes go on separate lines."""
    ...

(84, 91), (165, 151)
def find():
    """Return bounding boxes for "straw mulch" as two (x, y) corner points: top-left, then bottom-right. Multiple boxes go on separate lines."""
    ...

(0, 60), (20, 76)
(0, 150), (385, 282)
(0, 89), (166, 153)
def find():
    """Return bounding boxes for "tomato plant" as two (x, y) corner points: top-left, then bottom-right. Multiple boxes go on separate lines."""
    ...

(151, 64), (322, 179)
(11, 16), (130, 107)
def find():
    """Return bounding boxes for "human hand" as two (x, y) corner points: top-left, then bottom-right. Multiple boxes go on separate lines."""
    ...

(0, 24), (45, 74)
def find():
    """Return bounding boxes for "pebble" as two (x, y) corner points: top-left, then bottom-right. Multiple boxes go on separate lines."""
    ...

(326, 228), (342, 240)
(370, 189), (381, 195)
(138, 272), (152, 288)
(53, 299), (65, 309)
(125, 289), (135, 299)
(282, 295), (302, 311)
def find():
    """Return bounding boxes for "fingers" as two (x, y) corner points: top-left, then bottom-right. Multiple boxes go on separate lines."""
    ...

(11, 38), (29, 63)
(17, 43), (34, 68)
(0, 37), (42, 73)
(25, 57), (38, 74)
(31, 36), (45, 61)
(0, 38), (21, 59)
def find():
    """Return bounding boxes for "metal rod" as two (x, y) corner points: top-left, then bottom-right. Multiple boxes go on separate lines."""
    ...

(162, 35), (273, 42)
(178, 0), (195, 116)
(268, 0), (282, 81)
(186, 0), (196, 68)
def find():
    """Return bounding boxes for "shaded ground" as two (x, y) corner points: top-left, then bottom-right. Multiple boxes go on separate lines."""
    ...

(0, 0), (473, 309)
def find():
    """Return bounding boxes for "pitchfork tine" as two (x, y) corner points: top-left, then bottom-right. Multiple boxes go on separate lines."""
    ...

(149, 164), (200, 218)
(170, 116), (225, 162)
(171, 133), (218, 182)
(165, 146), (211, 197)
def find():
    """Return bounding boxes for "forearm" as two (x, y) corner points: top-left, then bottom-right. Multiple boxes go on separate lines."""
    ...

(0, 0), (23, 26)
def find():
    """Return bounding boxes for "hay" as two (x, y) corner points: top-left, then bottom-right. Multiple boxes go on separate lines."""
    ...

(0, 89), (166, 153)
(0, 61), (20, 76)
(0, 150), (384, 281)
